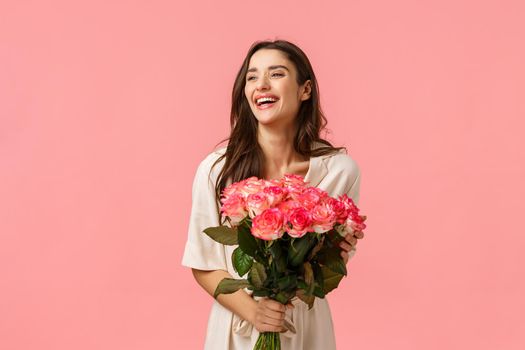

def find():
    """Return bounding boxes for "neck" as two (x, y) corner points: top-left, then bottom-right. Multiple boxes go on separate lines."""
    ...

(257, 122), (307, 178)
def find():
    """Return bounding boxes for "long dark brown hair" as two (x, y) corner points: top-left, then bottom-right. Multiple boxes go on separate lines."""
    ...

(211, 39), (347, 223)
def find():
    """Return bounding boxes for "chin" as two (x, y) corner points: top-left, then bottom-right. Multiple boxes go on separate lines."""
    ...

(255, 118), (278, 126)
(253, 109), (293, 127)
(256, 117), (294, 129)
(252, 112), (276, 123)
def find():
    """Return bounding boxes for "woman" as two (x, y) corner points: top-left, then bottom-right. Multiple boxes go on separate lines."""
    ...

(181, 39), (364, 349)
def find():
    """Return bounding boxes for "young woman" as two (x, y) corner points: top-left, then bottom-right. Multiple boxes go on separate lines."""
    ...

(181, 39), (364, 350)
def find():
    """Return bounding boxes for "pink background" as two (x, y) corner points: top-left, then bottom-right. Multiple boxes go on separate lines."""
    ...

(1, 1), (524, 349)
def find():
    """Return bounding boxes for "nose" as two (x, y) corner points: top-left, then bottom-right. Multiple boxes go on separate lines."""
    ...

(255, 73), (270, 90)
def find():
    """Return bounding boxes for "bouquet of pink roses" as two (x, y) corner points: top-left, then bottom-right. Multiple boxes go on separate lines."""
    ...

(204, 173), (367, 350)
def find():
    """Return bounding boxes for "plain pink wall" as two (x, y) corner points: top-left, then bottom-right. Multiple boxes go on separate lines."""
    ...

(1, 0), (524, 349)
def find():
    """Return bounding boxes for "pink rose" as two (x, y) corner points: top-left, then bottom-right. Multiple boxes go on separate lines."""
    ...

(220, 193), (247, 226)
(220, 181), (243, 204)
(310, 203), (337, 233)
(348, 213), (366, 231)
(327, 197), (349, 224)
(297, 187), (327, 210)
(286, 184), (306, 201)
(335, 194), (366, 236)
(238, 177), (266, 197)
(263, 186), (288, 207)
(251, 208), (285, 240)
(282, 173), (308, 188)
(277, 200), (301, 217)
(222, 182), (239, 196)
(268, 178), (288, 188)
(336, 216), (367, 236)
(286, 207), (313, 238)
(338, 194), (359, 217)
(246, 192), (271, 218)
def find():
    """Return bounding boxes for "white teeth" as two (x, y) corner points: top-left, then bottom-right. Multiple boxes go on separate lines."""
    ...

(256, 97), (278, 105)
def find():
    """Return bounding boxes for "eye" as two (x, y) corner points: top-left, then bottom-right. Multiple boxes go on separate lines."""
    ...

(246, 72), (284, 81)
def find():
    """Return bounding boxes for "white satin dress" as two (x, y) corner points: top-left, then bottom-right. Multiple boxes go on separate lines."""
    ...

(181, 141), (361, 350)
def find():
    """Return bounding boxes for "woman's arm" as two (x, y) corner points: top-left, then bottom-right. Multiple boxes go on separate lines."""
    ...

(191, 268), (290, 333)
(192, 268), (257, 323)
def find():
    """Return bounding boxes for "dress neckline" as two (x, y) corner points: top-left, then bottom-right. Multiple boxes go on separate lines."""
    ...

(304, 141), (330, 187)
(303, 156), (314, 183)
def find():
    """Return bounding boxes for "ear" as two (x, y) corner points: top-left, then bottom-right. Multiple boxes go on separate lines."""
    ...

(300, 80), (312, 101)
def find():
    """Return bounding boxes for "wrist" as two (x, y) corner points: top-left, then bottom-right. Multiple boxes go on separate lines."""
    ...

(246, 297), (258, 325)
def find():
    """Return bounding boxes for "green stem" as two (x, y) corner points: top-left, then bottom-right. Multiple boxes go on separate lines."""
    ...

(254, 332), (281, 350)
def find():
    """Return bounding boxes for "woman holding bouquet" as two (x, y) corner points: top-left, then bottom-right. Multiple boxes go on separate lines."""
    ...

(182, 39), (365, 349)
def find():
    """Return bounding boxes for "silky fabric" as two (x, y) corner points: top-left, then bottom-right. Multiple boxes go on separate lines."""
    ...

(181, 141), (361, 350)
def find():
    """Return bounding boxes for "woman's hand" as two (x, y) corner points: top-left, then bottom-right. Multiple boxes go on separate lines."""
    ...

(339, 229), (365, 264)
(251, 297), (294, 333)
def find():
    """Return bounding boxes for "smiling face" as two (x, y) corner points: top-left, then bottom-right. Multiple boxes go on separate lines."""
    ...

(244, 49), (311, 128)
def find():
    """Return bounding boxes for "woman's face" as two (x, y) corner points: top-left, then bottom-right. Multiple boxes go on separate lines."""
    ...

(244, 49), (311, 128)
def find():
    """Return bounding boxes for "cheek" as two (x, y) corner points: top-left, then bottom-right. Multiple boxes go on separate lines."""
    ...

(281, 93), (300, 110)
(244, 87), (253, 103)
(278, 85), (299, 105)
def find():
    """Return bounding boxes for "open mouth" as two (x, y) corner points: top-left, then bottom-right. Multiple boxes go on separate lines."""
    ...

(255, 97), (279, 109)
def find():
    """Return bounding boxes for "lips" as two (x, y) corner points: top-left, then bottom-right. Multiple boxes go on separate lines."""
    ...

(254, 94), (280, 105)
(256, 99), (278, 110)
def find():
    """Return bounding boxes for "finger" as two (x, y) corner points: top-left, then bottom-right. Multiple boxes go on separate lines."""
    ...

(339, 241), (352, 252)
(341, 251), (349, 264)
(345, 231), (355, 243)
(262, 316), (285, 328)
(345, 235), (357, 246)
(263, 308), (285, 320)
(360, 215), (367, 222)
(354, 230), (364, 239)
(345, 233), (357, 243)
(265, 300), (286, 313)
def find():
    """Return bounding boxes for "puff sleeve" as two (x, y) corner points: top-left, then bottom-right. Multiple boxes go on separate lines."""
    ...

(346, 167), (361, 206)
(181, 154), (228, 271)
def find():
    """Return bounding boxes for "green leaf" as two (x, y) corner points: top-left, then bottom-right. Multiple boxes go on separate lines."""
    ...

(296, 289), (315, 309)
(313, 286), (326, 298)
(249, 262), (267, 289)
(307, 235), (325, 260)
(203, 226), (238, 245)
(268, 240), (287, 274)
(303, 262), (315, 295)
(252, 289), (270, 297)
(297, 280), (308, 290)
(232, 247), (253, 277)
(319, 246), (347, 276)
(274, 290), (294, 304)
(321, 265), (344, 294)
(326, 228), (344, 245)
(237, 221), (259, 257)
(288, 234), (316, 267)
(213, 278), (251, 298)
(277, 274), (298, 291)
(312, 261), (326, 298)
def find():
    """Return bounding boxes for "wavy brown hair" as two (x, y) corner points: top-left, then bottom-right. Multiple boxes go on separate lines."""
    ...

(211, 39), (347, 223)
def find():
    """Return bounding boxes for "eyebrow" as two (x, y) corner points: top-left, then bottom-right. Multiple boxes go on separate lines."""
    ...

(247, 65), (290, 73)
